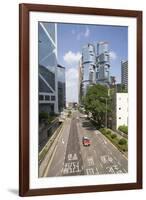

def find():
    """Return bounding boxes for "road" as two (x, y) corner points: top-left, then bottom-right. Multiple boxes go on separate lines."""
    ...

(44, 110), (128, 177)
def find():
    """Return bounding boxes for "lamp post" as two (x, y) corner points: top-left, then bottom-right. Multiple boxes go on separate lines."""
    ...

(105, 98), (108, 128)
(99, 97), (108, 128)
(100, 89), (110, 128)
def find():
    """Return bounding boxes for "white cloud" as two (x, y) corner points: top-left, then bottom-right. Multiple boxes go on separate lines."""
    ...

(63, 51), (81, 66)
(66, 68), (79, 102)
(76, 26), (90, 40)
(84, 26), (90, 37)
(109, 51), (117, 60)
(63, 51), (81, 101)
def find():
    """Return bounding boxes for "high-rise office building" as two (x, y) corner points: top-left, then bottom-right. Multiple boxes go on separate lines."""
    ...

(57, 64), (66, 112)
(82, 43), (96, 96)
(96, 42), (110, 86)
(78, 58), (83, 103)
(38, 22), (58, 114)
(79, 42), (111, 102)
(121, 60), (128, 91)
(110, 76), (116, 87)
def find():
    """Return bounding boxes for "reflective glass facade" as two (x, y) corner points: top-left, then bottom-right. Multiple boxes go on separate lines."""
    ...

(96, 42), (110, 85)
(79, 42), (111, 100)
(57, 65), (66, 112)
(38, 22), (58, 113)
(82, 44), (96, 95)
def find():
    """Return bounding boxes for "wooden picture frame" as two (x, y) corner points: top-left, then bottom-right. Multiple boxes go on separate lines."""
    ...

(19, 3), (142, 196)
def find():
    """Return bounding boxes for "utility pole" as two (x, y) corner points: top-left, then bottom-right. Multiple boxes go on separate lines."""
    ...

(105, 98), (107, 128)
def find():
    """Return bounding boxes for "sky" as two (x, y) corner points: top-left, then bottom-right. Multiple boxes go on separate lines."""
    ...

(57, 23), (128, 103)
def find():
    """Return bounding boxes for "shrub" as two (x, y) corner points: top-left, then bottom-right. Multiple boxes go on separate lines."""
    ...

(119, 138), (127, 145)
(68, 110), (72, 117)
(48, 116), (56, 124)
(118, 125), (128, 134)
(111, 134), (117, 139)
(106, 130), (111, 135)
(99, 128), (106, 135)
(39, 112), (48, 122)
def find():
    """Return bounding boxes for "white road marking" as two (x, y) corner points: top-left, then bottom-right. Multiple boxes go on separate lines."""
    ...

(108, 156), (113, 163)
(123, 168), (127, 173)
(86, 168), (94, 175)
(114, 156), (118, 161)
(103, 139), (107, 144)
(67, 153), (78, 161)
(99, 162), (103, 168)
(100, 155), (113, 164)
(100, 155), (107, 164)
(117, 161), (121, 166)
(117, 170), (123, 174)
(61, 138), (64, 144)
(106, 164), (125, 174)
(95, 167), (99, 174)
(72, 153), (78, 160)
(68, 154), (72, 161)
(87, 157), (94, 166)
(106, 166), (115, 174)
(112, 165), (119, 171)
(63, 161), (80, 174)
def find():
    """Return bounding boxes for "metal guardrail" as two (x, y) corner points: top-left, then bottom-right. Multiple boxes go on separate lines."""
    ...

(39, 123), (63, 165)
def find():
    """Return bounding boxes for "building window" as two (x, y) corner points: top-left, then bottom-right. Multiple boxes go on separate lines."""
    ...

(39, 95), (44, 100)
(119, 107), (121, 110)
(51, 96), (55, 101)
(45, 96), (50, 101)
(119, 117), (121, 120)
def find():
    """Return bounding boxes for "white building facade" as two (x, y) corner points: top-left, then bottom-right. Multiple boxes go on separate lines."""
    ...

(116, 93), (128, 129)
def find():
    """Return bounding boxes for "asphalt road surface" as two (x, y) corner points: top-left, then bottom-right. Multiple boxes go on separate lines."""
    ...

(46, 110), (128, 177)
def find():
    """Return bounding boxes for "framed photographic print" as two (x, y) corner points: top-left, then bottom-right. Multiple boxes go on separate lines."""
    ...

(19, 3), (142, 196)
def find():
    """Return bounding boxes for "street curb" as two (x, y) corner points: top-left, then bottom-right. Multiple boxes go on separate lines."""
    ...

(44, 117), (72, 177)
(39, 123), (63, 165)
(39, 120), (66, 177)
(98, 130), (128, 160)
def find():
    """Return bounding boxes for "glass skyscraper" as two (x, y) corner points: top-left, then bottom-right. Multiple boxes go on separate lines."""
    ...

(96, 42), (110, 86)
(82, 44), (96, 95)
(38, 22), (58, 114)
(57, 65), (66, 112)
(79, 41), (111, 102)
(38, 22), (66, 114)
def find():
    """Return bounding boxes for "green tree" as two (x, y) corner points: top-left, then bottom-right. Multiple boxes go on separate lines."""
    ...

(83, 84), (112, 128)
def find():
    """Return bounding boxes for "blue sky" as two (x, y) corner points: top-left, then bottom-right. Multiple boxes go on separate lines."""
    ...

(57, 23), (128, 102)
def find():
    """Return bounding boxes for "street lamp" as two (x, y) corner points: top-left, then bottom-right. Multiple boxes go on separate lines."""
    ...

(100, 89), (110, 128)
(99, 97), (108, 128)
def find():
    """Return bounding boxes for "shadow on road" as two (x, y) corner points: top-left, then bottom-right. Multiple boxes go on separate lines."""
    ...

(82, 121), (96, 131)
